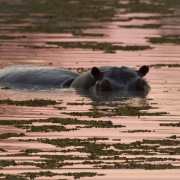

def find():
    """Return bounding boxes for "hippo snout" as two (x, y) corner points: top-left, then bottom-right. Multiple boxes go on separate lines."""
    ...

(128, 78), (149, 91)
(97, 79), (112, 91)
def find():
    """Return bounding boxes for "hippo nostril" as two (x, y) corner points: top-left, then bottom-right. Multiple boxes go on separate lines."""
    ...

(100, 79), (112, 91)
(137, 79), (147, 91)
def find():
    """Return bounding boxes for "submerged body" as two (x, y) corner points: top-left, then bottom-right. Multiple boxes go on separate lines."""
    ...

(0, 65), (150, 93)
(0, 66), (79, 89)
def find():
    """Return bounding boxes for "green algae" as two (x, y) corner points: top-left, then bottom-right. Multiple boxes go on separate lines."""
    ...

(2, 137), (180, 170)
(21, 171), (61, 179)
(119, 0), (178, 14)
(20, 45), (53, 49)
(0, 133), (25, 139)
(0, 0), (119, 36)
(110, 106), (167, 116)
(9, 171), (105, 179)
(47, 41), (152, 53)
(61, 172), (105, 179)
(147, 35), (180, 44)
(40, 155), (86, 161)
(1, 87), (11, 90)
(87, 137), (109, 141)
(0, 98), (59, 106)
(67, 102), (91, 106)
(120, 15), (178, 21)
(0, 117), (124, 133)
(142, 139), (180, 146)
(160, 122), (180, 127)
(20, 148), (43, 154)
(0, 35), (26, 40)
(28, 125), (76, 132)
(19, 160), (74, 169)
(1, 0), (180, 33)
(168, 135), (180, 139)
(119, 24), (162, 29)
(0, 160), (16, 169)
(20, 41), (152, 52)
(0, 148), (6, 152)
(38, 138), (109, 148)
(23, 171), (104, 179)
(0, 174), (25, 180)
(122, 130), (152, 133)
(83, 158), (178, 170)
(72, 32), (105, 37)
(37, 138), (157, 157)
(0, 120), (34, 126)
(96, 162), (176, 170)
(16, 25), (103, 34)
(150, 63), (180, 68)
(63, 105), (168, 118)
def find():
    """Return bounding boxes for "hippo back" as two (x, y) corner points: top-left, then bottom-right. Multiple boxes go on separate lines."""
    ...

(0, 66), (79, 89)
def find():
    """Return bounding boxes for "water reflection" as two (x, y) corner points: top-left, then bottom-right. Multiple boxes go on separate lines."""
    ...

(76, 88), (149, 103)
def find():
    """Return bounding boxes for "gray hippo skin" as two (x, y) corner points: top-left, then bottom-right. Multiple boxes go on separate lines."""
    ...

(0, 65), (149, 92)
(0, 66), (79, 89)
(70, 66), (149, 92)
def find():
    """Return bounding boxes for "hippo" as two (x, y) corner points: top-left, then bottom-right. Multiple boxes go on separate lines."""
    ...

(0, 65), (150, 93)
(70, 66), (149, 92)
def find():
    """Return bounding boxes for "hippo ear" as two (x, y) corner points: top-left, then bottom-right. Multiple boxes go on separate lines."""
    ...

(138, 66), (149, 77)
(91, 67), (103, 80)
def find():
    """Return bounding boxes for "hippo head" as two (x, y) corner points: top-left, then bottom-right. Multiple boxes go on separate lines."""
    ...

(90, 66), (150, 92)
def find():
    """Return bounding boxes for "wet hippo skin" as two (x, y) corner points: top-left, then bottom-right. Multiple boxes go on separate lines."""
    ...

(70, 66), (149, 92)
(0, 65), (149, 92)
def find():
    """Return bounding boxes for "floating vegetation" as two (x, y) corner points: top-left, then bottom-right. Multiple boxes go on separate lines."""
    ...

(0, 98), (59, 106)
(63, 105), (168, 118)
(119, 15), (177, 21)
(16, 25), (104, 34)
(119, 24), (162, 29)
(1, 137), (180, 170)
(20, 148), (43, 154)
(20, 45), (53, 49)
(40, 117), (123, 128)
(60, 172), (105, 179)
(0, 0), (119, 33)
(168, 135), (180, 139)
(72, 31), (105, 37)
(119, 0), (176, 14)
(160, 122), (180, 127)
(28, 125), (76, 132)
(0, 117), (124, 132)
(141, 139), (180, 146)
(122, 130), (152, 133)
(0, 133), (25, 139)
(0, 35), (26, 40)
(150, 64), (180, 68)
(96, 162), (176, 170)
(0, 160), (16, 168)
(1, 86), (11, 90)
(147, 35), (180, 44)
(47, 41), (152, 53)
(0, 148), (6, 152)
(0, 171), (104, 179)
(36, 137), (180, 159)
